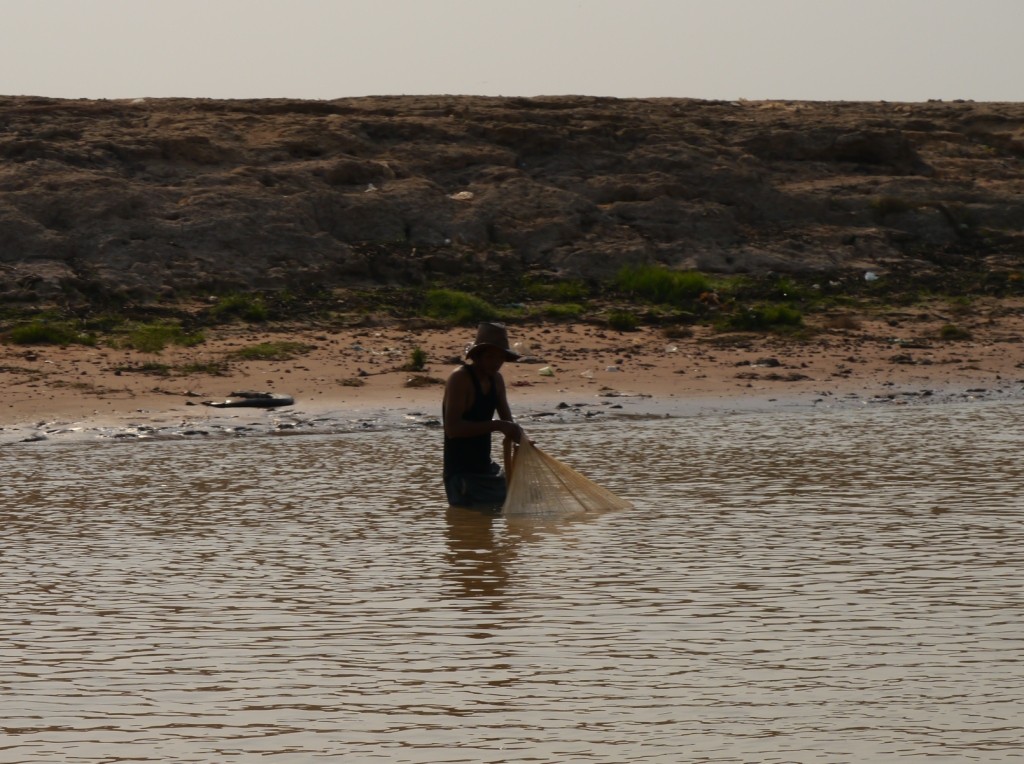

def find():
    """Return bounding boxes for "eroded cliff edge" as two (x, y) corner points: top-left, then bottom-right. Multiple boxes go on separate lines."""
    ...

(1, 95), (1022, 304)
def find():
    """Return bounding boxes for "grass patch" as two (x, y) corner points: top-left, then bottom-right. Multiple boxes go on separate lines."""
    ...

(209, 293), (269, 322)
(424, 289), (498, 325)
(607, 310), (640, 331)
(717, 304), (804, 332)
(705, 334), (758, 348)
(538, 303), (585, 321)
(178, 360), (231, 376)
(823, 313), (862, 330)
(662, 325), (694, 339)
(764, 275), (817, 301)
(124, 322), (205, 353)
(80, 313), (129, 333)
(938, 324), (973, 341)
(404, 374), (445, 388)
(870, 196), (918, 216)
(524, 279), (589, 302)
(615, 265), (713, 304)
(6, 320), (96, 346)
(113, 362), (172, 376)
(50, 380), (109, 392)
(232, 341), (313, 361)
(945, 296), (975, 317)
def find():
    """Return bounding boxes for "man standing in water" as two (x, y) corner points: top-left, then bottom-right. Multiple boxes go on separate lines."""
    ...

(443, 322), (523, 508)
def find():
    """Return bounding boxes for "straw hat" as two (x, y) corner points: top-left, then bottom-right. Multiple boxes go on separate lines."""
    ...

(465, 322), (520, 361)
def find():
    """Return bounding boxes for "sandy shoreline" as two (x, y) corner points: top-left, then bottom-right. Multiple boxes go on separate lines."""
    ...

(3, 304), (1023, 444)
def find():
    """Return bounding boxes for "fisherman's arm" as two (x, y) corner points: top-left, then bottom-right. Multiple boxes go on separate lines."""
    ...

(494, 374), (522, 441)
(443, 370), (519, 439)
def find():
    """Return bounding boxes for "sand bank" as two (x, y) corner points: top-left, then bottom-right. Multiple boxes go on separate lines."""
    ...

(3, 304), (1023, 445)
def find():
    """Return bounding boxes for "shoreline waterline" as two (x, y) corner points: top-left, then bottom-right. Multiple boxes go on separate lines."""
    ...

(4, 379), (1022, 447)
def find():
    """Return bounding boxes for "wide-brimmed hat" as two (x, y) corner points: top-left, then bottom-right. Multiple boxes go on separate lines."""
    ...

(465, 322), (520, 361)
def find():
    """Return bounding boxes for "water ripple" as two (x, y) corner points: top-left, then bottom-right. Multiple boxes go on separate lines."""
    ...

(2, 401), (1023, 762)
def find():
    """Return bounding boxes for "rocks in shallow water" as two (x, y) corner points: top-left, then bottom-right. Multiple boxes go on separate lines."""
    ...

(204, 391), (295, 408)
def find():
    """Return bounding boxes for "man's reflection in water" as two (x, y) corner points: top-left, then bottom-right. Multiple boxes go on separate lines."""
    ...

(443, 506), (517, 601)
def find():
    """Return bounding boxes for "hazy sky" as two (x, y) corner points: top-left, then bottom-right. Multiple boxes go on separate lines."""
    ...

(3, 0), (1022, 102)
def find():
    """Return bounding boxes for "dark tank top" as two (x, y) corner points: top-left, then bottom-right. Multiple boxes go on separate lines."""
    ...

(443, 364), (497, 476)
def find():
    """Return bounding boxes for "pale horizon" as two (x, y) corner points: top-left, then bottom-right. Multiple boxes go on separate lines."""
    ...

(2, 0), (1023, 103)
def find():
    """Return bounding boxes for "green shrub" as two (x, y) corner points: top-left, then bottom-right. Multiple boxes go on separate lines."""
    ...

(6, 321), (96, 346)
(209, 293), (269, 322)
(425, 289), (497, 325)
(718, 304), (803, 332)
(233, 341), (313, 360)
(406, 346), (427, 371)
(615, 265), (712, 304)
(608, 310), (640, 331)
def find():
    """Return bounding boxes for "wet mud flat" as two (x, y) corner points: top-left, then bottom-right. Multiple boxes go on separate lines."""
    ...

(3, 381), (1021, 448)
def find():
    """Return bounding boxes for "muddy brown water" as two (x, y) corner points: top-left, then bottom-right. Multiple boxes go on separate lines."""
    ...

(2, 401), (1022, 763)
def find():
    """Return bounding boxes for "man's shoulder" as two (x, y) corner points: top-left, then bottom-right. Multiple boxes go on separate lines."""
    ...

(446, 364), (470, 384)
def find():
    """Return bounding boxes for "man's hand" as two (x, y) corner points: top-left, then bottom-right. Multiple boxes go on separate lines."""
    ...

(495, 420), (523, 443)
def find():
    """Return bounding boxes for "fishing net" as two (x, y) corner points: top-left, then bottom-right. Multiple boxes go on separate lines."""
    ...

(501, 436), (633, 516)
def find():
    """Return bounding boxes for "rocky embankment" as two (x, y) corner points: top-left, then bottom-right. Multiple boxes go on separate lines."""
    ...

(1, 95), (1022, 303)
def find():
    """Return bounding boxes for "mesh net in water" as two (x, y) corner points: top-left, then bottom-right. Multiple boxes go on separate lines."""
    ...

(501, 437), (633, 516)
